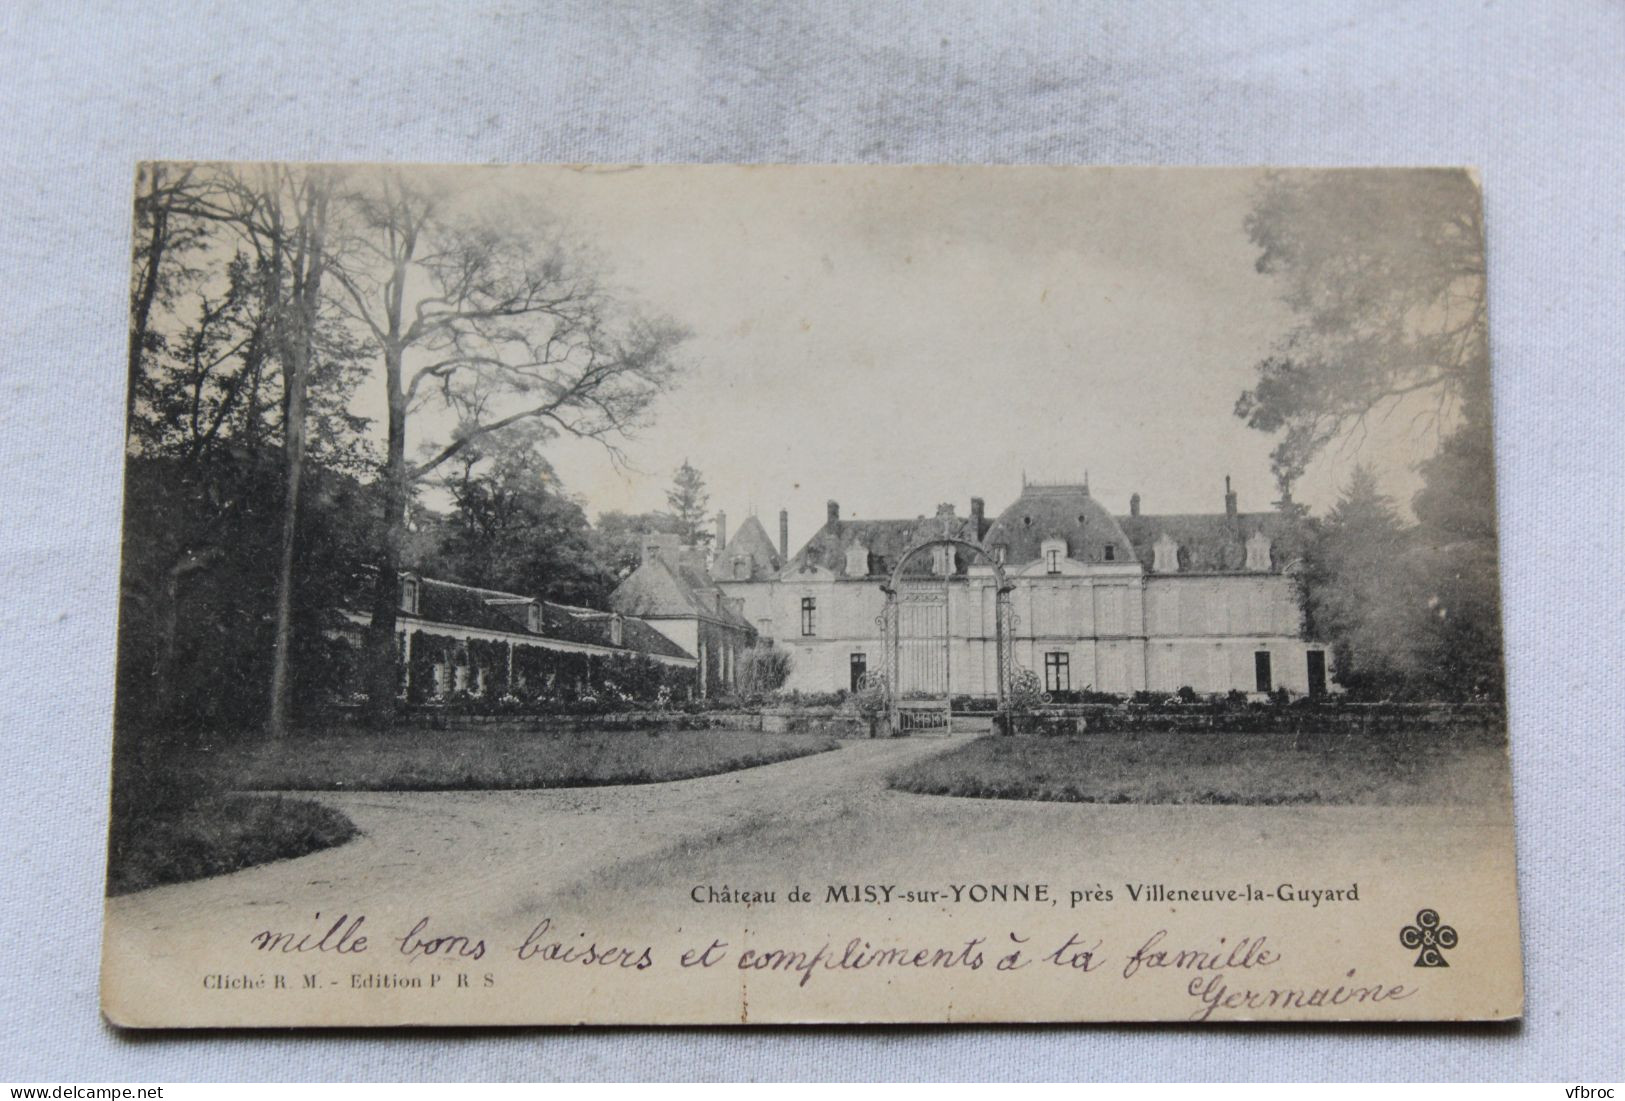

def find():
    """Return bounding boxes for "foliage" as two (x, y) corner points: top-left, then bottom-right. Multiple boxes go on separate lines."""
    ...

(665, 459), (712, 545)
(1296, 466), (1442, 698)
(1047, 687), (1124, 705)
(1235, 170), (1504, 702)
(592, 509), (687, 581)
(107, 793), (357, 896)
(1404, 412), (1505, 699)
(415, 422), (617, 607)
(848, 676), (890, 716)
(1236, 169), (1488, 495)
(401, 630), (695, 709)
(736, 645), (793, 698)
(1007, 668), (1047, 711)
(115, 454), (382, 735)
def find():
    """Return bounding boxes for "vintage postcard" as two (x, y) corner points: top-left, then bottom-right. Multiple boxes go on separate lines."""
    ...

(103, 163), (1521, 1026)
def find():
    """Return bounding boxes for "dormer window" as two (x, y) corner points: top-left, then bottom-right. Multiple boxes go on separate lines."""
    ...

(845, 542), (871, 577)
(1153, 533), (1180, 573)
(733, 555), (750, 580)
(527, 603), (543, 632)
(399, 577), (419, 615)
(1246, 530), (1273, 572)
(609, 614), (624, 647)
(1103, 543), (1116, 562)
(991, 544), (1007, 565)
(1039, 537), (1068, 574)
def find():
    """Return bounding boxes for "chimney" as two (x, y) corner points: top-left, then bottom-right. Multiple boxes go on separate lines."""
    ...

(1224, 476), (1238, 518)
(827, 499), (840, 526)
(1130, 492), (1141, 517)
(970, 496), (986, 538)
(641, 532), (679, 565)
(778, 508), (789, 561)
(716, 510), (728, 549)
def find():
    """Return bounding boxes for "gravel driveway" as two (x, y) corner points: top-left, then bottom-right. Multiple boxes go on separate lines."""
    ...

(108, 732), (981, 951)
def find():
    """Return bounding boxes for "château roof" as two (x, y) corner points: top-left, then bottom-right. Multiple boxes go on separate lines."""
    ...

(610, 550), (753, 628)
(792, 512), (980, 579)
(981, 483), (1134, 566)
(773, 483), (1310, 580)
(711, 513), (782, 581)
(406, 577), (691, 659)
(1116, 512), (1305, 573)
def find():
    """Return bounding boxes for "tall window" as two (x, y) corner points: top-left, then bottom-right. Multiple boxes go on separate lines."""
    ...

(1045, 548), (1061, 574)
(1044, 652), (1071, 693)
(399, 577), (419, 614)
(1254, 651), (1272, 693)
(849, 653), (867, 693)
(800, 597), (816, 636)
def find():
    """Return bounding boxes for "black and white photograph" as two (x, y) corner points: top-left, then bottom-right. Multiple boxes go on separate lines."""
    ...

(101, 162), (1521, 1027)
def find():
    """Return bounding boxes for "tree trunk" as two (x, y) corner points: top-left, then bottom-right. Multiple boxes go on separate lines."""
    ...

(266, 345), (308, 737)
(363, 356), (408, 723)
(266, 177), (328, 739)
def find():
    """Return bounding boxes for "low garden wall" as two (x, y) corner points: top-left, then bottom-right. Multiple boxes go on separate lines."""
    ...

(759, 707), (881, 739)
(403, 710), (760, 734)
(340, 705), (882, 738)
(991, 701), (1504, 739)
(332, 699), (1502, 741)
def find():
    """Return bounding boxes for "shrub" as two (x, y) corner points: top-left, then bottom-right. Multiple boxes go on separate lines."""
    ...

(1008, 668), (1046, 711)
(736, 645), (793, 697)
(849, 674), (890, 717)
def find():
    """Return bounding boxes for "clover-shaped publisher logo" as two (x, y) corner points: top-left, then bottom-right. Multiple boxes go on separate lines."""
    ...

(1400, 908), (1458, 967)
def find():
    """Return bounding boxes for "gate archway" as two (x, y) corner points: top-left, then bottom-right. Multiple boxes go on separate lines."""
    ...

(872, 537), (1016, 735)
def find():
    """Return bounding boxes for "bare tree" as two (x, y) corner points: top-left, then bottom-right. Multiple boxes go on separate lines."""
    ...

(128, 164), (216, 428)
(1235, 169), (1487, 496)
(257, 168), (335, 738)
(326, 172), (689, 717)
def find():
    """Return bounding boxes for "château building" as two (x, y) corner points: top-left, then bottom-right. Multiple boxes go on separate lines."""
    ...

(695, 478), (1330, 699)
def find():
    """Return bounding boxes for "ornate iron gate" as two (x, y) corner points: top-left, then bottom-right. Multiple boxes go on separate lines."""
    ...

(875, 537), (1016, 736)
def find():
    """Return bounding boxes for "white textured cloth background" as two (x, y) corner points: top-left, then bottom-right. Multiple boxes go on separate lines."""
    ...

(0, 0), (1620, 1082)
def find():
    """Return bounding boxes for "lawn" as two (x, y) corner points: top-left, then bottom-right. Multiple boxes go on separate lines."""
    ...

(888, 728), (1510, 806)
(107, 726), (840, 894)
(107, 793), (357, 896)
(199, 725), (842, 792)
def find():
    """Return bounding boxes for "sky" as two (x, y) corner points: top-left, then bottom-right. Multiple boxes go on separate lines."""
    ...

(366, 165), (1438, 551)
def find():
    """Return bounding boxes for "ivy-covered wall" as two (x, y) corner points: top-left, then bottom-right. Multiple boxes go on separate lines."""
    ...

(403, 630), (696, 705)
